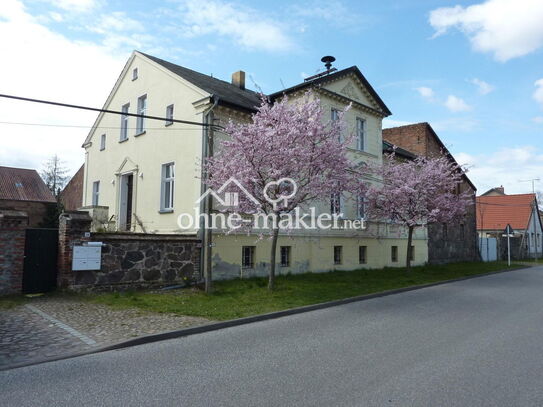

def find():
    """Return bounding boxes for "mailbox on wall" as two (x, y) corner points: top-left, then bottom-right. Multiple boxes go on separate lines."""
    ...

(72, 242), (103, 271)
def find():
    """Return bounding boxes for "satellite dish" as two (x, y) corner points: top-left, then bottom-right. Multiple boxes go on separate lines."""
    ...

(321, 56), (336, 70)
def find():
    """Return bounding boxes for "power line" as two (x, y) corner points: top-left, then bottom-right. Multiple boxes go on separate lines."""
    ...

(0, 120), (203, 131)
(0, 93), (220, 129)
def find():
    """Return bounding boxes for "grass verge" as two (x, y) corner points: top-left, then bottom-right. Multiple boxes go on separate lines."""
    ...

(86, 261), (523, 321)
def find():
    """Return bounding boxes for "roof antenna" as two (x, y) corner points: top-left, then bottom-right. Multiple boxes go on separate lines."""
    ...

(303, 56), (338, 82)
(321, 56), (336, 71)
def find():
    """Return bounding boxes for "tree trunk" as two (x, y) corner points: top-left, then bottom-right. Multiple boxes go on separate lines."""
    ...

(406, 225), (414, 271)
(268, 226), (280, 291)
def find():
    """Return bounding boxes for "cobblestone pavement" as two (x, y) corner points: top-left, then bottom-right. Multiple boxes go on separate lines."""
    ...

(0, 297), (210, 369)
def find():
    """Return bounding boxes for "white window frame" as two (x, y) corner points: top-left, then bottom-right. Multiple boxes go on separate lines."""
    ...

(242, 246), (255, 268)
(331, 108), (342, 142)
(359, 246), (367, 264)
(132, 67), (138, 80)
(120, 103), (129, 141)
(100, 134), (106, 150)
(391, 246), (398, 262)
(165, 104), (174, 126)
(331, 192), (342, 215)
(356, 117), (366, 151)
(160, 162), (174, 211)
(280, 246), (291, 267)
(357, 195), (366, 219)
(333, 246), (342, 265)
(136, 94), (147, 134)
(92, 181), (100, 206)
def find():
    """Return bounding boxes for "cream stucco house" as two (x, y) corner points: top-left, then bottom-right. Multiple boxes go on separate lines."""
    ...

(81, 51), (428, 279)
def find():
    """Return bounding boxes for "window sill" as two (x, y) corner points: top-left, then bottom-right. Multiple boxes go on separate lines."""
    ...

(348, 148), (376, 158)
(158, 209), (174, 214)
(99, 147), (105, 151)
(118, 138), (129, 143)
(280, 265), (290, 268)
(165, 122), (173, 127)
(135, 131), (146, 137)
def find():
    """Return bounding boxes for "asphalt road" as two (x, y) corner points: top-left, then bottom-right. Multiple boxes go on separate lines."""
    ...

(3, 266), (543, 406)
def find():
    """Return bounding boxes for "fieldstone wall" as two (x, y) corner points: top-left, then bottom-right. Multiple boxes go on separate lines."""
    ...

(58, 211), (201, 290)
(72, 233), (201, 290)
(0, 210), (28, 295)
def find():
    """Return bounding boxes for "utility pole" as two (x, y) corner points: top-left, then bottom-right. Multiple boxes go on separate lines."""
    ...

(520, 178), (540, 261)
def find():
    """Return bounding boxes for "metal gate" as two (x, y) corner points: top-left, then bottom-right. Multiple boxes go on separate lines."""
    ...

(479, 237), (497, 262)
(22, 228), (58, 293)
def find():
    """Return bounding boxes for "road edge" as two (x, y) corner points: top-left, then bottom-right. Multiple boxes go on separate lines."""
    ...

(1, 265), (531, 371)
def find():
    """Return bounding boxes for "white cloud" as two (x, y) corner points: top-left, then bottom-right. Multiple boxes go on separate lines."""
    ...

(455, 146), (543, 193)
(44, 0), (99, 13)
(534, 78), (543, 108)
(444, 95), (472, 112)
(416, 86), (435, 100)
(90, 12), (143, 34)
(0, 0), (125, 174)
(429, 0), (543, 62)
(178, 0), (294, 52)
(288, 0), (369, 30)
(533, 116), (543, 123)
(470, 78), (495, 95)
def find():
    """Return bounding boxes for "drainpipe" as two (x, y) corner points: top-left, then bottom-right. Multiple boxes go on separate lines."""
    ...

(199, 96), (219, 291)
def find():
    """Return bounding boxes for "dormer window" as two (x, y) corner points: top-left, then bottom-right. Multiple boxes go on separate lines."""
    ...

(132, 68), (138, 81)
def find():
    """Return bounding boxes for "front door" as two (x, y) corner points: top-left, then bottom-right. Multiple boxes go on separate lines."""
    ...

(119, 173), (134, 231)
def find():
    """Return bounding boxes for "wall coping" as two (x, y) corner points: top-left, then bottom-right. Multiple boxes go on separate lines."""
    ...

(91, 232), (199, 242)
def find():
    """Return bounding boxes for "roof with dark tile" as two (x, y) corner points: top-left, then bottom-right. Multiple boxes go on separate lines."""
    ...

(382, 140), (416, 160)
(0, 166), (55, 203)
(140, 52), (262, 113)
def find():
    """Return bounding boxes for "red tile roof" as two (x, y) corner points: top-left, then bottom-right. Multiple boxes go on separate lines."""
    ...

(476, 194), (535, 231)
(0, 166), (55, 203)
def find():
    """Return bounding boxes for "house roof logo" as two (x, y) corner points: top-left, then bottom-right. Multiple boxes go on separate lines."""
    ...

(196, 177), (299, 210)
(196, 177), (260, 208)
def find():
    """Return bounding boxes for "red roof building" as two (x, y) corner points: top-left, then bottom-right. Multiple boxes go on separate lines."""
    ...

(0, 166), (56, 227)
(476, 192), (543, 256)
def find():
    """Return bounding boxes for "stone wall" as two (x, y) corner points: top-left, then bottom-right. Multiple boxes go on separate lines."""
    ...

(428, 195), (480, 264)
(0, 210), (28, 295)
(58, 211), (201, 291)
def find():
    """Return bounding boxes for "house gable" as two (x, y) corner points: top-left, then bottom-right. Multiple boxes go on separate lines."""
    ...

(83, 51), (211, 147)
(269, 66), (391, 118)
(321, 75), (381, 113)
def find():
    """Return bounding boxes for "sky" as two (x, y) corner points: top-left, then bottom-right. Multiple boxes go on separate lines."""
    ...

(0, 0), (542, 194)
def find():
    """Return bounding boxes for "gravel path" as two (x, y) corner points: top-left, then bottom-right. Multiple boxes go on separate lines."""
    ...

(0, 297), (210, 369)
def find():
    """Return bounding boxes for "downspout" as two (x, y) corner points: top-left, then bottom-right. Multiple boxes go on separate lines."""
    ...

(83, 149), (89, 207)
(199, 96), (219, 286)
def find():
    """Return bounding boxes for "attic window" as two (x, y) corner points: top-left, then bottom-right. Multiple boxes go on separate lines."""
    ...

(15, 182), (23, 188)
(132, 68), (138, 81)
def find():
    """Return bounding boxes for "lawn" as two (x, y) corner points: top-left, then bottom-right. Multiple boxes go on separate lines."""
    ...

(86, 261), (523, 321)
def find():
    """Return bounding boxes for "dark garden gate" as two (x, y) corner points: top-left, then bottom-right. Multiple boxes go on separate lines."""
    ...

(22, 228), (58, 293)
